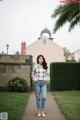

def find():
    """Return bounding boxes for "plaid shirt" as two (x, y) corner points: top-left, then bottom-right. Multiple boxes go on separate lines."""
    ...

(32, 64), (48, 81)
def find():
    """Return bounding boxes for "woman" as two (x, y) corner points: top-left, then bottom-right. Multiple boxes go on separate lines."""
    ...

(32, 55), (48, 117)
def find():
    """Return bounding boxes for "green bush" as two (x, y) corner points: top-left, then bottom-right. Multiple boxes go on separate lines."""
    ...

(8, 77), (29, 92)
(0, 85), (5, 92)
(66, 58), (76, 62)
(50, 63), (80, 91)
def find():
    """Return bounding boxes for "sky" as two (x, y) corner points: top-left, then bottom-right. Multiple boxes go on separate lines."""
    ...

(0, 0), (80, 54)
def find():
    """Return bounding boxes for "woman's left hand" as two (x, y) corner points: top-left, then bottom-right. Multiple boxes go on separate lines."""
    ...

(43, 80), (46, 82)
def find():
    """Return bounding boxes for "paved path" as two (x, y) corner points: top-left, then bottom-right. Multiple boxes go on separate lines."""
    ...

(22, 92), (66, 120)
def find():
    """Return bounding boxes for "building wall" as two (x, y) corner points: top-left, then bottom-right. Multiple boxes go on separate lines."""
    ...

(74, 50), (80, 62)
(27, 36), (65, 73)
(0, 55), (32, 90)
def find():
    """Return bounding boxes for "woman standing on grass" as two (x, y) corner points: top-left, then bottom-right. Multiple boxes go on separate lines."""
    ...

(32, 55), (48, 117)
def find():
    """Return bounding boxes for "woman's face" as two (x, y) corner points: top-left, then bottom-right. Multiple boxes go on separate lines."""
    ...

(38, 56), (43, 64)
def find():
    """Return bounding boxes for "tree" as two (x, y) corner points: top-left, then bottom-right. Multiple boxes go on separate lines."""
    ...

(51, 3), (80, 33)
(63, 47), (71, 60)
(15, 51), (20, 55)
(59, 0), (80, 4)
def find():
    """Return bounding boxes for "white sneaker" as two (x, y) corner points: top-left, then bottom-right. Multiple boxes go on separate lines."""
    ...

(38, 113), (41, 117)
(41, 111), (45, 117)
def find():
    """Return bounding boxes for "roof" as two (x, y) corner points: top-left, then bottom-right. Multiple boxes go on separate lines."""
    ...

(74, 49), (80, 53)
(27, 36), (63, 51)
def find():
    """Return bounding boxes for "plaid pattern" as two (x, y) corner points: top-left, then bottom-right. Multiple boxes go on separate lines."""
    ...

(32, 64), (48, 81)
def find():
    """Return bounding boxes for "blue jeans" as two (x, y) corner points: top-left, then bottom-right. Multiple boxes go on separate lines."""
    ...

(34, 80), (47, 110)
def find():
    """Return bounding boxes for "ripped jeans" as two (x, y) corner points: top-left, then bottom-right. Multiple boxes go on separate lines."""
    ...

(34, 80), (47, 110)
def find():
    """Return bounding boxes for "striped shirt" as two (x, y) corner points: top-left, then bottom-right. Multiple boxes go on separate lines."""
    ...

(32, 64), (48, 81)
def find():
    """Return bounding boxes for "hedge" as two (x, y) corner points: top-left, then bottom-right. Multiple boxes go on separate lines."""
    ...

(50, 63), (80, 91)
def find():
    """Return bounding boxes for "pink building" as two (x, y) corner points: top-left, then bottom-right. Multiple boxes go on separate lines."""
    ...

(21, 28), (65, 72)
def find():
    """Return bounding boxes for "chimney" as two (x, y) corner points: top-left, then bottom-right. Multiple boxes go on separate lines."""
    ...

(21, 41), (26, 55)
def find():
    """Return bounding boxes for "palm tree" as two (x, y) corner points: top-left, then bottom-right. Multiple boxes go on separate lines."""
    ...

(51, 3), (80, 33)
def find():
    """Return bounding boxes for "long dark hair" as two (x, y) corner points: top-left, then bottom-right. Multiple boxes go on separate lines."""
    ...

(37, 55), (48, 70)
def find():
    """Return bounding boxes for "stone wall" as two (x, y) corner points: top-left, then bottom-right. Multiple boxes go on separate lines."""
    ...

(0, 55), (33, 90)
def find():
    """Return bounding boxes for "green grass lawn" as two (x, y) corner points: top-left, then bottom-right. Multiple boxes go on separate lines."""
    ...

(0, 92), (30, 120)
(53, 91), (80, 120)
